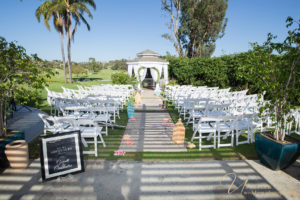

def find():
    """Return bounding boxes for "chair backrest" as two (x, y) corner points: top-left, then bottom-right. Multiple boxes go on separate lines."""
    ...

(77, 119), (97, 126)
(38, 113), (54, 128)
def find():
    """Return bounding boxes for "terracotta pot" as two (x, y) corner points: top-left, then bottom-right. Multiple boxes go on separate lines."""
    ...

(5, 140), (29, 169)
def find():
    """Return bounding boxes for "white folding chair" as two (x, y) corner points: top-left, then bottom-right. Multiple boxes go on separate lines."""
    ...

(77, 119), (106, 157)
(235, 114), (256, 145)
(191, 116), (217, 150)
(216, 116), (236, 148)
(38, 113), (59, 135)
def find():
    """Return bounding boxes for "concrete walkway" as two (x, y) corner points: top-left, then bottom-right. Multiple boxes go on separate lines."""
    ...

(1, 159), (299, 200)
(119, 89), (186, 152)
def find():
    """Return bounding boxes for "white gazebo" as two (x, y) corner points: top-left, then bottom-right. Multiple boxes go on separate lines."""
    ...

(127, 49), (169, 91)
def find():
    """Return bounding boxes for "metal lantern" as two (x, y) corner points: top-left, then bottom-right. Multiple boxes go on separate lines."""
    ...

(172, 118), (185, 144)
(127, 102), (135, 119)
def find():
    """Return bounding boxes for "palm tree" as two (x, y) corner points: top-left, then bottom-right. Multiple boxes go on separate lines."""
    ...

(36, 0), (96, 84)
(57, 0), (96, 83)
(36, 0), (68, 83)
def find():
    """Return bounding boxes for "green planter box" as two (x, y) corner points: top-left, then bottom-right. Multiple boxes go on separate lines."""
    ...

(255, 132), (300, 170)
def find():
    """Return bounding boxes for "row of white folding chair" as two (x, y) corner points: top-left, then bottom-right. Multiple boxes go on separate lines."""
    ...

(172, 87), (218, 105)
(191, 114), (257, 150)
(166, 85), (262, 120)
(90, 85), (133, 98)
(60, 84), (132, 103)
(169, 87), (248, 107)
(189, 100), (230, 130)
(184, 93), (257, 126)
(62, 87), (128, 103)
(86, 99), (120, 123)
(59, 103), (113, 135)
(49, 92), (123, 119)
(181, 98), (216, 122)
(169, 86), (221, 102)
(189, 98), (260, 131)
(173, 88), (232, 112)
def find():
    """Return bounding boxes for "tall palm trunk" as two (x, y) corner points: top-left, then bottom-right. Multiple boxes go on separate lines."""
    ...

(67, 13), (72, 84)
(59, 31), (67, 83)
(67, 34), (72, 84)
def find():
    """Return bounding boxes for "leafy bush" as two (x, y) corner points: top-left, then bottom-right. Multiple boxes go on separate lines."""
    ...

(111, 72), (134, 85)
(168, 80), (178, 86)
(66, 64), (87, 77)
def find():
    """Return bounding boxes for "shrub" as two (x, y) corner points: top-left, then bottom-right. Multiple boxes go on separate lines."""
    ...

(111, 72), (134, 85)
(69, 64), (87, 77)
(168, 80), (178, 86)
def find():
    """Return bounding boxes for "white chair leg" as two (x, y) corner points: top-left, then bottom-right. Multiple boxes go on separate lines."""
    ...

(98, 133), (106, 147)
(94, 136), (98, 157)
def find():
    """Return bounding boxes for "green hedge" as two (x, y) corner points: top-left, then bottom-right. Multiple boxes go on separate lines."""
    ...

(167, 52), (260, 94)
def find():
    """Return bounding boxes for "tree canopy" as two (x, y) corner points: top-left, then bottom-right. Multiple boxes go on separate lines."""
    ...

(0, 37), (55, 136)
(162, 0), (228, 58)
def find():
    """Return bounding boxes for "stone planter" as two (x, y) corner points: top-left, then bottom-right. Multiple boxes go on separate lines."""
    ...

(5, 140), (29, 169)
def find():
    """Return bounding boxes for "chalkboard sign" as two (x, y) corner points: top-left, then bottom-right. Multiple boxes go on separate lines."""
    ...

(40, 130), (84, 181)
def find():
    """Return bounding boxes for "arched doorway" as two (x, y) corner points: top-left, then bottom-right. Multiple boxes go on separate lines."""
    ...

(142, 68), (155, 88)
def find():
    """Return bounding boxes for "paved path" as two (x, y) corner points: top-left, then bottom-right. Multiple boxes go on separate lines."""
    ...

(118, 112), (186, 152)
(7, 106), (45, 143)
(134, 89), (163, 111)
(119, 89), (186, 152)
(1, 159), (299, 200)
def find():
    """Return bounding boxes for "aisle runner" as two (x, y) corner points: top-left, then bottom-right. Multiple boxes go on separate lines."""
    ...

(119, 89), (187, 152)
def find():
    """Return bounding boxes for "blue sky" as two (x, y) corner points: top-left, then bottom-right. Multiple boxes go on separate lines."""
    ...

(0, 0), (299, 62)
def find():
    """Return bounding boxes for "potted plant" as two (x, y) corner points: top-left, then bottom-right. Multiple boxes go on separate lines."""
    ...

(249, 17), (300, 170)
